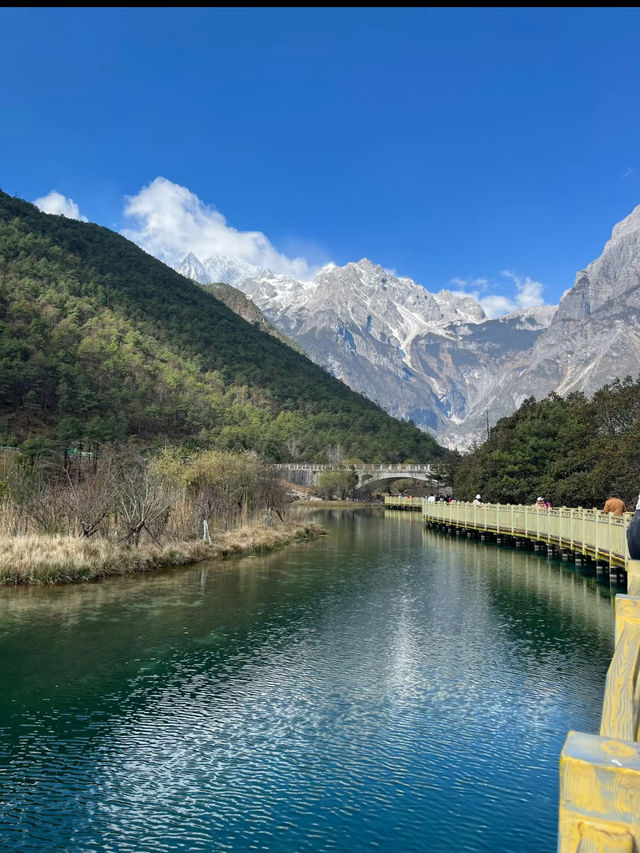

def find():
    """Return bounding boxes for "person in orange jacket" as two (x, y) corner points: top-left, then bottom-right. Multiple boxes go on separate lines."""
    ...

(602, 491), (626, 517)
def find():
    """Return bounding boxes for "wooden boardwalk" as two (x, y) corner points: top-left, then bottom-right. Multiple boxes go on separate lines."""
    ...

(386, 496), (630, 574)
(386, 497), (640, 850)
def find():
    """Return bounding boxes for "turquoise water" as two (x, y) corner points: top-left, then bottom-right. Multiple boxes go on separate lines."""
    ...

(0, 509), (614, 852)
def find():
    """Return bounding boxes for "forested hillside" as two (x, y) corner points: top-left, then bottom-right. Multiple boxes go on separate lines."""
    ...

(452, 379), (640, 508)
(0, 189), (444, 463)
(197, 281), (304, 353)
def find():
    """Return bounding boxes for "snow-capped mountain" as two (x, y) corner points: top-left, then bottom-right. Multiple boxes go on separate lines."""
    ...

(176, 254), (555, 447)
(174, 204), (640, 450)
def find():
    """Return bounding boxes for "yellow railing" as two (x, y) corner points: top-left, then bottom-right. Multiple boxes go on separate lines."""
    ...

(384, 497), (632, 568)
(384, 495), (423, 510)
(384, 496), (640, 848)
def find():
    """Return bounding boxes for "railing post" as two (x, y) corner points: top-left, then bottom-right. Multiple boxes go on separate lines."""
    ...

(628, 560), (640, 597)
(609, 511), (614, 568)
(558, 731), (640, 851)
(568, 507), (573, 552)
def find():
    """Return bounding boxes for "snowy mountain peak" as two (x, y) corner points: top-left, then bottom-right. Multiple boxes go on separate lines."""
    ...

(434, 290), (486, 324)
(202, 255), (261, 287)
(157, 203), (640, 451)
(178, 252), (211, 284)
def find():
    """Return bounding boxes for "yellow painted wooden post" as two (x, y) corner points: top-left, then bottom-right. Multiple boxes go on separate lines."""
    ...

(614, 595), (640, 646)
(558, 731), (640, 852)
(600, 624), (640, 742)
(628, 561), (640, 598)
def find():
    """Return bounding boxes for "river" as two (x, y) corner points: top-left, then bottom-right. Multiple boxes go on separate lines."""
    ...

(0, 508), (615, 852)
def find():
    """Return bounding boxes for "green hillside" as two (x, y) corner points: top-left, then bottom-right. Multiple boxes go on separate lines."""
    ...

(0, 189), (445, 463)
(198, 281), (305, 353)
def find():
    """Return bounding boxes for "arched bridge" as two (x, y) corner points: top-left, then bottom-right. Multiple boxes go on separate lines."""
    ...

(273, 463), (435, 489)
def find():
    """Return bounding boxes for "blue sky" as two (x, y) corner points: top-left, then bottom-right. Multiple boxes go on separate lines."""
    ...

(2, 7), (640, 315)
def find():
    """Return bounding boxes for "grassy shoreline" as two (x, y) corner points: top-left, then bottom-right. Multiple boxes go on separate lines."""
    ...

(0, 521), (327, 586)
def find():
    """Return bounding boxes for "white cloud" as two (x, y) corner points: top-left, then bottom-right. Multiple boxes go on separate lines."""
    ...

(450, 270), (546, 319)
(450, 276), (490, 293)
(121, 177), (320, 280)
(33, 190), (88, 222)
(500, 269), (545, 308)
(479, 294), (516, 317)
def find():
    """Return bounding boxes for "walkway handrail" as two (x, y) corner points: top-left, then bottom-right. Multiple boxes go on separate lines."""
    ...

(385, 497), (632, 569)
(275, 463), (433, 472)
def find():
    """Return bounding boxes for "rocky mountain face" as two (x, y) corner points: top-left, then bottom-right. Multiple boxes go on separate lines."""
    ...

(517, 205), (640, 400)
(175, 204), (640, 450)
(176, 255), (554, 447)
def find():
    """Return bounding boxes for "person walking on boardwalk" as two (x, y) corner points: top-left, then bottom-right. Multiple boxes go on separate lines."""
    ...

(472, 494), (483, 506)
(602, 490), (626, 517)
(533, 496), (547, 509)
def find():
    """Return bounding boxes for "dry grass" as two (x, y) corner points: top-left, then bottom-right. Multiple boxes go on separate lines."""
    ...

(0, 521), (327, 585)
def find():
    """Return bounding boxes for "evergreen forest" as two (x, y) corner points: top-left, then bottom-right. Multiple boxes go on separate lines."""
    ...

(0, 190), (444, 464)
(451, 379), (640, 509)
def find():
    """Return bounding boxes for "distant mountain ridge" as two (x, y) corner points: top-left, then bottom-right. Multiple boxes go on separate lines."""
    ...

(176, 254), (556, 446)
(175, 205), (640, 449)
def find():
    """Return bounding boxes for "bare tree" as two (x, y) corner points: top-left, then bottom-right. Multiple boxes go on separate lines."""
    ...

(326, 444), (345, 465)
(60, 449), (119, 537)
(284, 437), (302, 462)
(114, 449), (182, 547)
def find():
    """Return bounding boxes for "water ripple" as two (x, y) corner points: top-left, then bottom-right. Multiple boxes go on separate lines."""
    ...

(0, 511), (613, 852)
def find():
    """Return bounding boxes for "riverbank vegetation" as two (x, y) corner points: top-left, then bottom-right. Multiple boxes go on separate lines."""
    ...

(452, 379), (640, 508)
(0, 522), (325, 585)
(0, 444), (325, 584)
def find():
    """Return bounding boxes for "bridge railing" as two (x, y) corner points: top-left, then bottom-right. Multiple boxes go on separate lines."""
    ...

(385, 498), (632, 569)
(276, 463), (433, 472)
